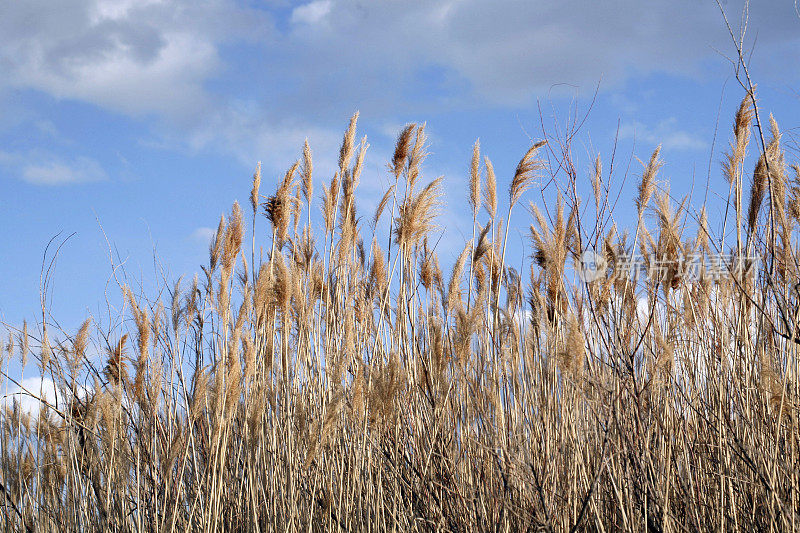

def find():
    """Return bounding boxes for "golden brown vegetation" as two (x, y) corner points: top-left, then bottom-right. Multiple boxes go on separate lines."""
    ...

(2, 93), (800, 531)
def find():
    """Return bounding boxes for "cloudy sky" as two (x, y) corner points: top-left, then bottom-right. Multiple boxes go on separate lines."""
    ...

(0, 0), (799, 358)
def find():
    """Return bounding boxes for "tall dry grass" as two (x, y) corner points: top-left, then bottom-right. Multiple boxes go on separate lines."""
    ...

(2, 94), (800, 531)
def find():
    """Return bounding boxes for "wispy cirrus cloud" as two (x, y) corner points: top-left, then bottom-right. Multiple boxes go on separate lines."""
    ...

(619, 117), (708, 152)
(189, 226), (216, 245)
(0, 150), (107, 185)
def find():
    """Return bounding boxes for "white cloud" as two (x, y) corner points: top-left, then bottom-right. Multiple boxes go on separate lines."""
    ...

(2, 375), (96, 418)
(190, 227), (216, 245)
(0, 0), (270, 119)
(0, 150), (107, 185)
(619, 118), (708, 152)
(4, 0), (795, 127)
(185, 107), (344, 171)
(277, 0), (800, 108)
(22, 156), (107, 185)
(23, 32), (217, 119)
(0, 0), (796, 179)
(90, 0), (164, 24)
(34, 119), (59, 138)
(291, 1), (333, 26)
(2, 376), (61, 416)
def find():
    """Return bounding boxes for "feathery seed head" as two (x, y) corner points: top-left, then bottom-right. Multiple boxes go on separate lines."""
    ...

(373, 185), (395, 228)
(469, 139), (481, 213)
(210, 214), (225, 271)
(483, 156), (497, 219)
(391, 124), (416, 177)
(250, 162), (262, 214)
(636, 145), (662, 217)
(394, 177), (442, 249)
(302, 140), (313, 204)
(339, 111), (359, 173)
(510, 140), (546, 207)
(222, 201), (244, 274)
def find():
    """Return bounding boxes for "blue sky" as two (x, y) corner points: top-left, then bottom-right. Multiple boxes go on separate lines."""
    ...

(0, 0), (799, 343)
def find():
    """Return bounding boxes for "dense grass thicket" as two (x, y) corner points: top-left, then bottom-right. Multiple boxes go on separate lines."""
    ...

(2, 92), (800, 531)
